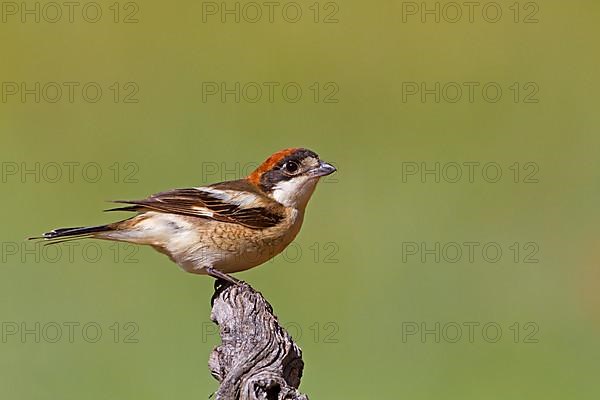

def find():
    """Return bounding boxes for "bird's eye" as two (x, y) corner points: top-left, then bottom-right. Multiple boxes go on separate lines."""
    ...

(283, 161), (299, 174)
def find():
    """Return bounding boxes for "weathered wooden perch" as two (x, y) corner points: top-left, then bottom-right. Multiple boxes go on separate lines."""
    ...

(209, 280), (309, 400)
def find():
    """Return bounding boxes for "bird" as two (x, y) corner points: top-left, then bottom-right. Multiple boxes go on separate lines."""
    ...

(32, 148), (336, 284)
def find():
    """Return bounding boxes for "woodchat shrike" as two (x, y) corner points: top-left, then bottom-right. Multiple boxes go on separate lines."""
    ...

(33, 148), (336, 283)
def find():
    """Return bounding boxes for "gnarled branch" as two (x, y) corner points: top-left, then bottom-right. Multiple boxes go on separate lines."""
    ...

(209, 281), (309, 400)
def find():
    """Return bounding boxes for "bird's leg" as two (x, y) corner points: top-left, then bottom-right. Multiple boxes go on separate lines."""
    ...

(205, 266), (244, 285)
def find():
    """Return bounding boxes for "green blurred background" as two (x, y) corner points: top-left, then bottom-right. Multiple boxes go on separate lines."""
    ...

(1, 0), (599, 398)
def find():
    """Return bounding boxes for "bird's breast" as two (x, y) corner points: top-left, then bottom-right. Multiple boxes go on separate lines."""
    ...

(141, 209), (304, 274)
(203, 208), (304, 273)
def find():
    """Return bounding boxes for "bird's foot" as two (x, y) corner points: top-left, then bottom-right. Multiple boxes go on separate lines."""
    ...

(205, 266), (245, 286)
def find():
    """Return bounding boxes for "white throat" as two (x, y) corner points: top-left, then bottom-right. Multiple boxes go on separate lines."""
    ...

(272, 176), (319, 209)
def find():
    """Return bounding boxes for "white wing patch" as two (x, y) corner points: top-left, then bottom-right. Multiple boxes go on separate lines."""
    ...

(190, 205), (213, 217)
(196, 187), (263, 208)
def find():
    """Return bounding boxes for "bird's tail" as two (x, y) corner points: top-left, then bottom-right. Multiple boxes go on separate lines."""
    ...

(29, 224), (115, 244)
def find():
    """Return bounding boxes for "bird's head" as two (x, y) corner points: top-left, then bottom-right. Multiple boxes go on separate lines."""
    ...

(248, 148), (336, 209)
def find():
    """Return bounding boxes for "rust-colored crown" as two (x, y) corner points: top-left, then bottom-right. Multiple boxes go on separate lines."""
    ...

(247, 148), (300, 185)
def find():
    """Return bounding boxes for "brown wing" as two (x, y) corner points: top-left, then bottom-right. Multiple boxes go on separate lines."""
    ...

(107, 183), (285, 229)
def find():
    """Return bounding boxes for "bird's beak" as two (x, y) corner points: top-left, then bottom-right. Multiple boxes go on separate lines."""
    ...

(310, 161), (337, 177)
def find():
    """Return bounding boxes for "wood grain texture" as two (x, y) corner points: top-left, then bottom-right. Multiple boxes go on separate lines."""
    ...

(209, 281), (309, 400)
